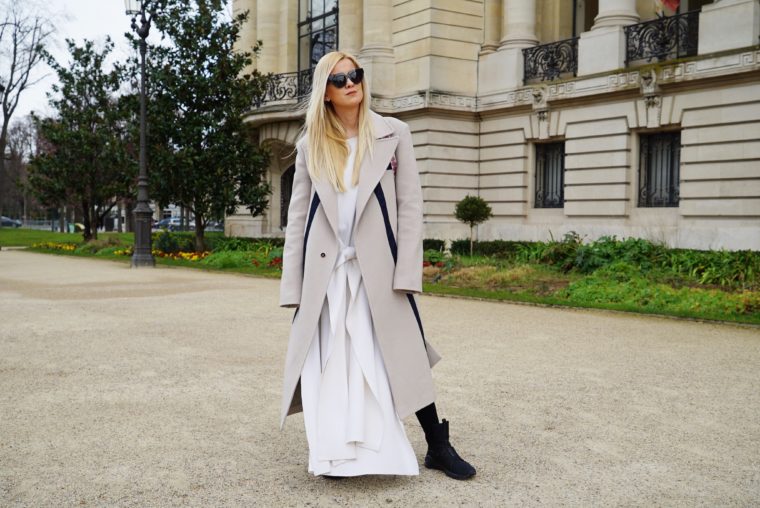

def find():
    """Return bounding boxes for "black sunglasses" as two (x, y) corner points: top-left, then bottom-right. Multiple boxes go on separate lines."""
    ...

(326, 68), (364, 89)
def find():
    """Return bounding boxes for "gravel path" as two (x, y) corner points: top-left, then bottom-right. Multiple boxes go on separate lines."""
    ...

(1, 249), (758, 507)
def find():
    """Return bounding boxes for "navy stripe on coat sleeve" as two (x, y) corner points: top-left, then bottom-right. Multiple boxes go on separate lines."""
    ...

(373, 182), (426, 348)
(302, 191), (321, 273)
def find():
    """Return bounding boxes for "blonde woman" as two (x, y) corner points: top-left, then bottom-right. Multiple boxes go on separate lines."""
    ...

(279, 51), (475, 480)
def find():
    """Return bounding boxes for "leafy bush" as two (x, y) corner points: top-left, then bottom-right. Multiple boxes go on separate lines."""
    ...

(455, 195), (492, 228)
(254, 237), (285, 248)
(267, 246), (283, 269)
(666, 248), (760, 287)
(214, 236), (258, 252)
(423, 249), (445, 264)
(454, 195), (493, 255)
(74, 236), (124, 254)
(514, 231), (583, 270)
(573, 236), (668, 274)
(153, 230), (182, 254)
(200, 250), (257, 269)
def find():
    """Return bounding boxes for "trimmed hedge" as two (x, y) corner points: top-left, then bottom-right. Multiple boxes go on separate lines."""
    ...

(451, 239), (525, 258)
(423, 239), (445, 252)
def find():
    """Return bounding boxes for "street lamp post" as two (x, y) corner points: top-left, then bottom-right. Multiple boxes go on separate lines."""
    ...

(125, 0), (155, 267)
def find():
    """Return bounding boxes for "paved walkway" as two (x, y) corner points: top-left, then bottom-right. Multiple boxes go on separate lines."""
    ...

(1, 250), (758, 507)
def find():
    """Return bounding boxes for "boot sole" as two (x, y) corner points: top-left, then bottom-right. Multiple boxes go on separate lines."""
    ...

(424, 458), (476, 480)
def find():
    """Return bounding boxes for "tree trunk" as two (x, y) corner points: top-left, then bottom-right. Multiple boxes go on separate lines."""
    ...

(194, 219), (206, 253)
(0, 133), (6, 222)
(469, 225), (474, 256)
(81, 200), (93, 241)
(90, 206), (98, 240)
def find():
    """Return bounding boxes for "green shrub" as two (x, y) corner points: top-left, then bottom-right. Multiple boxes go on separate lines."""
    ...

(667, 248), (760, 287)
(73, 236), (123, 254)
(528, 231), (583, 270)
(214, 236), (258, 252)
(573, 236), (668, 274)
(153, 231), (181, 253)
(255, 237), (285, 248)
(200, 250), (257, 269)
(424, 249), (445, 264)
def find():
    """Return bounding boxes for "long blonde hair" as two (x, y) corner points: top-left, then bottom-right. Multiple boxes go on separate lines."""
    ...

(303, 51), (374, 192)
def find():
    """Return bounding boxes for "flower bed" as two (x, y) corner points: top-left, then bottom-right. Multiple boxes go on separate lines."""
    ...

(31, 242), (77, 252)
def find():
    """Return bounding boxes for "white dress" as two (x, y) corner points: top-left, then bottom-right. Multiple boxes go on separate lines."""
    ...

(300, 136), (419, 477)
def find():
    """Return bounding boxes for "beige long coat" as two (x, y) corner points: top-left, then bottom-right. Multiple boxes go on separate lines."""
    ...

(278, 110), (440, 429)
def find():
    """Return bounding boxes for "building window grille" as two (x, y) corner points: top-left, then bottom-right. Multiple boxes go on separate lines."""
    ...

(523, 37), (579, 83)
(624, 10), (699, 65)
(281, 165), (295, 228)
(298, 0), (338, 73)
(253, 70), (313, 107)
(535, 142), (565, 208)
(638, 132), (681, 207)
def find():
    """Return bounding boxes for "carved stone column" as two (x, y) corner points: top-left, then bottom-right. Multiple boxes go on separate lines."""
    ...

(479, 0), (538, 93)
(500, 0), (539, 49)
(359, 0), (394, 97)
(257, 0), (279, 73)
(481, 0), (501, 54)
(233, 0), (258, 72)
(577, 0), (640, 75)
(592, 0), (640, 29)
(339, 0), (362, 56)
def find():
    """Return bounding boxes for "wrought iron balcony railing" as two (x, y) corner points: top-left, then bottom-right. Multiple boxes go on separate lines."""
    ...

(523, 37), (579, 83)
(625, 10), (699, 65)
(253, 69), (313, 108)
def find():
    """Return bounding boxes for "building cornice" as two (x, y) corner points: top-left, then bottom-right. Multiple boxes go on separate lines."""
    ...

(243, 47), (760, 123)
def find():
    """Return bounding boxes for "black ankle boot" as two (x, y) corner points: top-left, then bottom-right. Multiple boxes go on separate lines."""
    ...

(423, 419), (476, 480)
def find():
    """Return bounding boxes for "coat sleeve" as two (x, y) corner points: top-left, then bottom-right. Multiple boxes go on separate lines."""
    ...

(279, 143), (312, 308)
(392, 121), (424, 294)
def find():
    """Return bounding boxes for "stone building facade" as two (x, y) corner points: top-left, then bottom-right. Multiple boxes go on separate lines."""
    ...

(228, 0), (760, 250)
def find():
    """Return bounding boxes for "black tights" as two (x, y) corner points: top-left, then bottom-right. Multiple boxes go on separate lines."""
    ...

(415, 402), (440, 439)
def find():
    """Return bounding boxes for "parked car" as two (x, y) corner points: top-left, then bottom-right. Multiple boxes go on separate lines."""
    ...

(206, 220), (224, 232)
(1, 216), (22, 228)
(153, 217), (195, 232)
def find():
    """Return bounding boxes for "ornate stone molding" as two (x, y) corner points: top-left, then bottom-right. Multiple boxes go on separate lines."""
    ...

(372, 91), (477, 113)
(243, 49), (760, 122)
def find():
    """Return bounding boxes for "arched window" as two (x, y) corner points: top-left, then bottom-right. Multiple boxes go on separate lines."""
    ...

(280, 165), (295, 228)
(298, 0), (339, 73)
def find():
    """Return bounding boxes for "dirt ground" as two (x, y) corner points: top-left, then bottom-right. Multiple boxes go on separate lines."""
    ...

(1, 249), (758, 507)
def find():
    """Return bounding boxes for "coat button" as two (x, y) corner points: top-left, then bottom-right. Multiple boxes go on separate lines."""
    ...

(320, 252), (326, 257)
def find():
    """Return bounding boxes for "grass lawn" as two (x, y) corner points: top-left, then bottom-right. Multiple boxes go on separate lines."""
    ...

(0, 228), (134, 247)
(4, 228), (758, 326)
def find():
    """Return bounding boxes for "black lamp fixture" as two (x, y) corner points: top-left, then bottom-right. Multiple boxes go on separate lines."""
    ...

(125, 0), (155, 267)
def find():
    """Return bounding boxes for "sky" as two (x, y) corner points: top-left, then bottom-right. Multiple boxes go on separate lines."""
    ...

(14, 0), (234, 121)
(14, 0), (139, 119)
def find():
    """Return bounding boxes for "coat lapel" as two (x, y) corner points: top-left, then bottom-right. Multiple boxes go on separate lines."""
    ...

(311, 176), (339, 241)
(353, 132), (398, 230)
(311, 111), (398, 240)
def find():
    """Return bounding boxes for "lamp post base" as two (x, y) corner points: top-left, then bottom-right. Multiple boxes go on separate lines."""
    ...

(131, 202), (155, 268)
(131, 252), (156, 267)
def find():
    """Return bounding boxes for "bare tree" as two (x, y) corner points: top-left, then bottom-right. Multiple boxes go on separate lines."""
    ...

(2, 115), (39, 221)
(0, 1), (53, 220)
